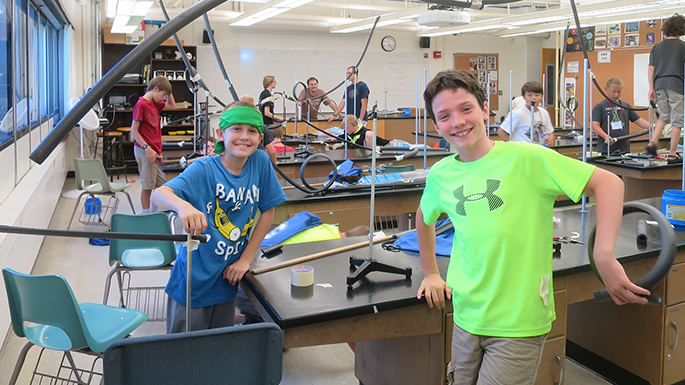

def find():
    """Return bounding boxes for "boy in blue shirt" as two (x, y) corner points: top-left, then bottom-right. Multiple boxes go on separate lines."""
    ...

(417, 70), (649, 384)
(151, 101), (286, 333)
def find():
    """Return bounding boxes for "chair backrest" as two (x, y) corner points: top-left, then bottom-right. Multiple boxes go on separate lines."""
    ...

(379, 164), (415, 174)
(109, 213), (178, 267)
(103, 323), (284, 385)
(74, 158), (112, 193)
(2, 268), (90, 350)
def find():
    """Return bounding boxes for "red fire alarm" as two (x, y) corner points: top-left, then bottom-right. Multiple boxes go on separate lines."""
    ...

(423, 53), (428, 58)
(433, 51), (442, 59)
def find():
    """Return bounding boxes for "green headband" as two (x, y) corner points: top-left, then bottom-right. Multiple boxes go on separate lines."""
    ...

(219, 106), (264, 133)
(214, 106), (264, 155)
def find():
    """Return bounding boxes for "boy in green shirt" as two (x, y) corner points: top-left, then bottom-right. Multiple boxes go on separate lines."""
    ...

(416, 70), (649, 384)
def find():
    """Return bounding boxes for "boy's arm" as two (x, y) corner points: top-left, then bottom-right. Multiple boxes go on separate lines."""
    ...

(585, 168), (650, 305)
(497, 127), (510, 141)
(592, 121), (612, 143)
(162, 93), (177, 110)
(328, 99), (345, 121)
(648, 65), (657, 101)
(634, 117), (651, 131)
(265, 143), (278, 164)
(223, 208), (276, 285)
(358, 98), (368, 122)
(150, 186), (207, 236)
(415, 207), (452, 309)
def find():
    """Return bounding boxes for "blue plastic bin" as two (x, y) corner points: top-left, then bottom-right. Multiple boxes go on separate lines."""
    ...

(85, 197), (102, 215)
(661, 190), (685, 227)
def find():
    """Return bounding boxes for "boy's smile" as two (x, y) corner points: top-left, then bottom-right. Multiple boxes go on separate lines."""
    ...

(432, 88), (493, 162)
(217, 124), (262, 159)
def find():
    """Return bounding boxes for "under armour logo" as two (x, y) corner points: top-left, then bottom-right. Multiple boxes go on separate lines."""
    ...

(453, 179), (504, 216)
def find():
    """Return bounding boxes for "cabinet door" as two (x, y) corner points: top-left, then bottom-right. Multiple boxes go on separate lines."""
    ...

(535, 336), (566, 385)
(666, 262), (685, 306)
(664, 303), (685, 385)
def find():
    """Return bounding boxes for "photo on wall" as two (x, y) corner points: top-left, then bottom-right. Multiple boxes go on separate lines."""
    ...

(469, 57), (478, 71)
(487, 56), (497, 70)
(625, 34), (639, 46)
(625, 22), (639, 32)
(478, 56), (486, 70)
(595, 36), (607, 48)
(608, 23), (621, 35)
(608, 35), (621, 48)
(647, 32), (656, 45)
(646, 19), (658, 28)
(595, 24), (607, 35)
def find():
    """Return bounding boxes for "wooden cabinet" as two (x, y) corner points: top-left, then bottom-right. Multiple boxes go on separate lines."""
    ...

(536, 337), (566, 385)
(663, 303), (685, 385)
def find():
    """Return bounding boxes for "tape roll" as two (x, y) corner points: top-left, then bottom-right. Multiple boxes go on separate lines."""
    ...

(291, 265), (314, 287)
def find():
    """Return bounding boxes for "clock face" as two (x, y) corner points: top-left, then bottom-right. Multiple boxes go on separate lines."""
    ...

(382, 36), (396, 52)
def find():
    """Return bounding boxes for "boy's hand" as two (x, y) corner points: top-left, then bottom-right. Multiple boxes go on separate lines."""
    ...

(594, 255), (650, 305)
(178, 202), (207, 236)
(145, 147), (158, 163)
(223, 258), (250, 285)
(649, 89), (657, 101)
(417, 273), (452, 309)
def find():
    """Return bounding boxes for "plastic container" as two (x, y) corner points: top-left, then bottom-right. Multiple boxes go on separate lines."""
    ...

(401, 108), (411, 117)
(661, 190), (685, 227)
(84, 197), (102, 215)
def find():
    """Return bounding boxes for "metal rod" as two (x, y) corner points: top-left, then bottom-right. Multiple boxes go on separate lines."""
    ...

(0, 224), (207, 242)
(423, 68), (427, 170)
(369, 101), (378, 260)
(582, 58), (589, 213)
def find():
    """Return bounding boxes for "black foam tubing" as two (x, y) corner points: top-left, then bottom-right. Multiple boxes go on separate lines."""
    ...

(0, 224), (208, 243)
(588, 201), (676, 305)
(271, 153), (338, 195)
(29, 0), (228, 165)
(202, 13), (239, 102)
(157, 0), (226, 108)
(612, 129), (650, 142)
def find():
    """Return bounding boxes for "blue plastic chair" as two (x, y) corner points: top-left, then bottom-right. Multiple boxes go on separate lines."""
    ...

(2, 268), (148, 385)
(103, 213), (178, 310)
(103, 323), (284, 385)
(67, 158), (136, 229)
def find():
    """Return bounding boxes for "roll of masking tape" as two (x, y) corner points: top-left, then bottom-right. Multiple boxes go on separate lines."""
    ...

(291, 265), (314, 287)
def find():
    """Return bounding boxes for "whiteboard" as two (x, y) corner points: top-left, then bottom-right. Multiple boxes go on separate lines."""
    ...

(196, 46), (430, 114)
(633, 53), (650, 107)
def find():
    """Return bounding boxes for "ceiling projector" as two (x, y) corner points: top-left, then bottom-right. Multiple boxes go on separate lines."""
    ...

(418, 10), (470, 27)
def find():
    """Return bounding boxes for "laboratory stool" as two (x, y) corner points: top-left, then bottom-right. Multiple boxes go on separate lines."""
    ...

(97, 130), (128, 182)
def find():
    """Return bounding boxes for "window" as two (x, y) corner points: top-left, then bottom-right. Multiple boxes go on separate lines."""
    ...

(0, 0), (11, 147)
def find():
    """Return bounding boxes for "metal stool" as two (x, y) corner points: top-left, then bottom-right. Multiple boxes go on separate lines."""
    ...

(97, 130), (128, 182)
(115, 127), (137, 173)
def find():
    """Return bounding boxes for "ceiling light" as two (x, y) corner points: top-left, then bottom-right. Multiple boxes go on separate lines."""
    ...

(230, 0), (315, 27)
(107, 0), (154, 33)
(330, 7), (425, 34)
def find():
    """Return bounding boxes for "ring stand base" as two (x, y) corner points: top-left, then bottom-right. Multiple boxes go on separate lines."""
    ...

(346, 256), (412, 290)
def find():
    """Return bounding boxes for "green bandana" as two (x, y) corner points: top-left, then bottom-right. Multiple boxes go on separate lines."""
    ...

(215, 106), (264, 154)
(219, 106), (263, 133)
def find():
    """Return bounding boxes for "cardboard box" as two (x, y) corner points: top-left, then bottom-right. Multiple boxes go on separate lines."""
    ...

(161, 39), (183, 46)
(103, 24), (126, 44)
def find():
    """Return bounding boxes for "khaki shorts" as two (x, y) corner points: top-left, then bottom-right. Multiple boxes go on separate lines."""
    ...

(656, 89), (684, 128)
(447, 323), (547, 385)
(134, 146), (166, 190)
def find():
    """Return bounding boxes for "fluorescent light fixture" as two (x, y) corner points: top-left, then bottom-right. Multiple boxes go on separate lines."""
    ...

(230, 0), (315, 27)
(108, 0), (154, 33)
(418, 17), (502, 37)
(110, 24), (138, 34)
(330, 7), (425, 34)
(132, 1), (153, 16)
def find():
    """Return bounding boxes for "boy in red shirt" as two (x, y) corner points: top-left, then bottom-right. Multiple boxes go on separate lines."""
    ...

(131, 76), (176, 213)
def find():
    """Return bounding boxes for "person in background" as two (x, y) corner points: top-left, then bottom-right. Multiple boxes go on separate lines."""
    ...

(646, 14), (685, 161)
(151, 100), (286, 333)
(130, 76), (177, 214)
(417, 69), (648, 385)
(203, 136), (216, 156)
(498, 81), (555, 146)
(591, 77), (651, 155)
(328, 66), (369, 123)
(259, 76), (286, 126)
(272, 127), (295, 153)
(244, 94), (278, 164)
(297, 77), (336, 120)
(328, 115), (389, 149)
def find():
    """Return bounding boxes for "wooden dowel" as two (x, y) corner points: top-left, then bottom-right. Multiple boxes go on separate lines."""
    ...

(250, 233), (400, 275)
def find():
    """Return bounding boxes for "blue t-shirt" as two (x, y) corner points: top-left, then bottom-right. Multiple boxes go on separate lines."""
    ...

(345, 81), (369, 120)
(164, 151), (286, 308)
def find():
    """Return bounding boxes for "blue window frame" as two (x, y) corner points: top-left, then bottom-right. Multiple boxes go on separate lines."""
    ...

(0, 0), (12, 147)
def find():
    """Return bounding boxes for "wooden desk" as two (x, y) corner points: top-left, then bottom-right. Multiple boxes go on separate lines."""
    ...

(275, 148), (450, 180)
(591, 157), (683, 201)
(244, 198), (685, 385)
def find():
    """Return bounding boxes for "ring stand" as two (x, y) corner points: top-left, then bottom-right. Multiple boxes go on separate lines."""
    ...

(346, 256), (412, 290)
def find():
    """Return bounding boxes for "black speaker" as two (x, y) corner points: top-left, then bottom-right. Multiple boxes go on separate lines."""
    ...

(419, 37), (430, 49)
(202, 29), (214, 44)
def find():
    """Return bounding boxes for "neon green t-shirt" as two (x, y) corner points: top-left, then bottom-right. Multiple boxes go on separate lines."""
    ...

(282, 223), (341, 245)
(420, 141), (595, 337)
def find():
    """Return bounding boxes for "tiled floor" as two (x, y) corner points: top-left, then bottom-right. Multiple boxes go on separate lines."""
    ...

(0, 174), (613, 384)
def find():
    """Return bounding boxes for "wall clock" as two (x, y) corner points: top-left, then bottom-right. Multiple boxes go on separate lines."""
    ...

(381, 36), (396, 52)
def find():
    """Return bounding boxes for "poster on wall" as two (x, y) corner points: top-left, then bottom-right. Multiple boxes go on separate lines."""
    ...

(608, 36), (621, 48)
(625, 22), (639, 32)
(598, 51), (612, 63)
(478, 56), (486, 70)
(487, 56), (497, 70)
(564, 78), (577, 128)
(646, 19), (658, 28)
(488, 71), (497, 81)
(567, 61), (579, 73)
(595, 24), (607, 35)
(595, 37), (607, 48)
(625, 34), (639, 46)
(478, 70), (486, 82)
(565, 27), (595, 52)
(608, 24), (621, 35)
(489, 80), (497, 95)
(647, 32), (656, 45)
(469, 57), (478, 71)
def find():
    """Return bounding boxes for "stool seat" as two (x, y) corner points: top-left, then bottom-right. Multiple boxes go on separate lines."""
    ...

(116, 127), (131, 133)
(97, 131), (123, 138)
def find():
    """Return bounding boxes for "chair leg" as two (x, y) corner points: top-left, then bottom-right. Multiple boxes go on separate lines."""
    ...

(67, 193), (88, 230)
(64, 351), (88, 385)
(103, 267), (116, 305)
(8, 341), (34, 385)
(116, 269), (127, 308)
(121, 191), (136, 215)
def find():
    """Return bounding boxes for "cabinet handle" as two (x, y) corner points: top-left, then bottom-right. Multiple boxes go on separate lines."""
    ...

(554, 355), (564, 385)
(670, 321), (679, 351)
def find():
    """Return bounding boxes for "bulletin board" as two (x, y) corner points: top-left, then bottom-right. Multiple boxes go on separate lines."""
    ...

(562, 19), (662, 131)
(454, 53), (499, 111)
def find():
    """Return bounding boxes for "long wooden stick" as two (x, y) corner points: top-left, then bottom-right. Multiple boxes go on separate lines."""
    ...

(250, 233), (400, 275)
